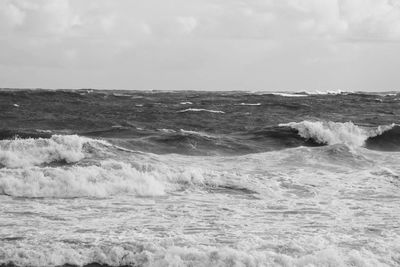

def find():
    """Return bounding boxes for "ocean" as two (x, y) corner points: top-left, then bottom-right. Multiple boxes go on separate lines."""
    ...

(0, 89), (399, 266)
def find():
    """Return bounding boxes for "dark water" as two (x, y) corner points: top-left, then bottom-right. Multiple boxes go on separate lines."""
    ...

(1, 89), (400, 154)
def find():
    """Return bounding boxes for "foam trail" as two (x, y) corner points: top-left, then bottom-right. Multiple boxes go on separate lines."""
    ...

(237, 103), (261, 106)
(280, 121), (395, 147)
(177, 108), (225, 114)
(180, 129), (214, 138)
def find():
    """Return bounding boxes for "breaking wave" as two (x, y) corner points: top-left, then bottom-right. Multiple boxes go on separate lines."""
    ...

(0, 156), (257, 198)
(0, 134), (255, 198)
(280, 120), (396, 149)
(0, 135), (108, 168)
(0, 160), (165, 198)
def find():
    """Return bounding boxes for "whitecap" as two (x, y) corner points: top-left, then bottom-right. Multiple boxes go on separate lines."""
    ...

(0, 135), (108, 168)
(159, 128), (176, 133)
(271, 93), (308, 97)
(177, 108), (225, 114)
(280, 120), (395, 147)
(237, 103), (261, 106)
(0, 160), (165, 198)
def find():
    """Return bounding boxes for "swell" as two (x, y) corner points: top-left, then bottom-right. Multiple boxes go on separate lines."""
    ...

(365, 125), (400, 151)
(1, 121), (398, 163)
(80, 122), (400, 154)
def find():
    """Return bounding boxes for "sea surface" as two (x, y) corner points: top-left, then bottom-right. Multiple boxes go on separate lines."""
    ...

(0, 89), (400, 267)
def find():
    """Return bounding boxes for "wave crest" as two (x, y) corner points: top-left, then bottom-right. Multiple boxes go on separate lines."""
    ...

(0, 135), (105, 168)
(280, 121), (395, 147)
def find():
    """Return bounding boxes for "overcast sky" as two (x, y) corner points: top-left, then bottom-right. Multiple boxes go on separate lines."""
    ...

(1, 0), (400, 91)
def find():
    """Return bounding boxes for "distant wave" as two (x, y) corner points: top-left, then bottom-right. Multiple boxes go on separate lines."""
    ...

(112, 93), (131, 97)
(303, 90), (351, 95)
(177, 108), (225, 114)
(180, 101), (193, 105)
(280, 120), (397, 149)
(271, 92), (309, 97)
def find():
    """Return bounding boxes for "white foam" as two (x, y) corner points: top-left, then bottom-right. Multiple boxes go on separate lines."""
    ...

(280, 121), (395, 147)
(237, 103), (261, 106)
(0, 160), (165, 198)
(180, 101), (193, 105)
(159, 128), (176, 133)
(0, 242), (388, 267)
(271, 93), (309, 97)
(304, 90), (353, 95)
(177, 108), (225, 114)
(0, 135), (94, 168)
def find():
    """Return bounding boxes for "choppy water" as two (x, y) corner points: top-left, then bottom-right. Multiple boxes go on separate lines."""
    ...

(0, 89), (400, 266)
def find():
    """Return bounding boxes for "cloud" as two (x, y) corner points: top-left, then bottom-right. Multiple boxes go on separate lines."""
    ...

(0, 0), (400, 90)
(339, 0), (400, 41)
(1, 0), (400, 41)
(285, 0), (400, 41)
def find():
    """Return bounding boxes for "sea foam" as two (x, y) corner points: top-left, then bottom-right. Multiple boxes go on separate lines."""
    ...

(0, 160), (165, 198)
(0, 135), (97, 168)
(0, 241), (387, 267)
(280, 121), (395, 147)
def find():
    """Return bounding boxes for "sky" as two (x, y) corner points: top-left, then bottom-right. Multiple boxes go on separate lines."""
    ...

(0, 0), (400, 91)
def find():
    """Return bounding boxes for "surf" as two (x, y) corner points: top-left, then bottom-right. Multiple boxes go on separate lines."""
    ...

(280, 120), (398, 150)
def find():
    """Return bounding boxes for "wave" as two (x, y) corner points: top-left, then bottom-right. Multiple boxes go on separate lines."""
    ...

(271, 92), (309, 97)
(177, 108), (225, 114)
(0, 160), (165, 198)
(280, 120), (397, 149)
(302, 90), (352, 95)
(0, 135), (108, 168)
(0, 153), (259, 198)
(366, 125), (400, 151)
